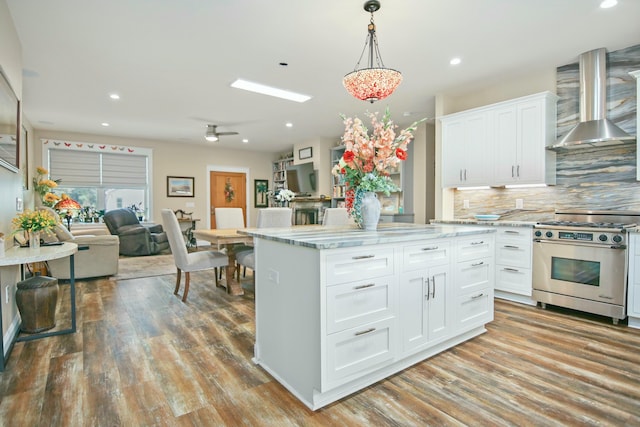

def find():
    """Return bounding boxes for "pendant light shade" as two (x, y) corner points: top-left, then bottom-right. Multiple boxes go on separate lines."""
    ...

(343, 1), (402, 103)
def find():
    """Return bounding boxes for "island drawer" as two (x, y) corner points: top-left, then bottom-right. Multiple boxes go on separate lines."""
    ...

(326, 276), (396, 334)
(325, 248), (395, 285)
(455, 287), (493, 331)
(495, 242), (531, 269)
(324, 317), (396, 390)
(456, 236), (494, 262)
(456, 257), (491, 295)
(402, 240), (451, 271)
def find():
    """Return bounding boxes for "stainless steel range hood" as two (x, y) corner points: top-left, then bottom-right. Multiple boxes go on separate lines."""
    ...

(550, 48), (635, 151)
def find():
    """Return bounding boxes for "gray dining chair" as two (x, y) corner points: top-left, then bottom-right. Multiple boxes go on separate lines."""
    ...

(161, 209), (229, 302)
(322, 207), (353, 226)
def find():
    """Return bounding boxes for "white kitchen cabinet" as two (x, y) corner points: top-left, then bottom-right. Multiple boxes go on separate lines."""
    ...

(494, 227), (533, 301)
(493, 92), (557, 186)
(441, 111), (492, 187)
(400, 240), (452, 353)
(627, 233), (640, 329)
(454, 236), (494, 330)
(441, 91), (557, 188)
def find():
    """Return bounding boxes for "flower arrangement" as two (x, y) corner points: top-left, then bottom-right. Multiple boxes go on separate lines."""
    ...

(32, 166), (61, 207)
(269, 188), (296, 205)
(12, 209), (57, 234)
(332, 108), (424, 226)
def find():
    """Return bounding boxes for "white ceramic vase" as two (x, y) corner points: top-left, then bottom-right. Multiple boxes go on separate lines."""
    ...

(360, 192), (381, 231)
(29, 230), (41, 249)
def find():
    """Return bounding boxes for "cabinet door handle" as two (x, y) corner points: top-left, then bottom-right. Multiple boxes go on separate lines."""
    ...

(352, 255), (375, 260)
(459, 170), (463, 181)
(355, 327), (376, 336)
(422, 246), (439, 251)
(471, 261), (484, 267)
(511, 165), (515, 178)
(470, 241), (484, 246)
(503, 245), (519, 249)
(354, 283), (375, 290)
(425, 277), (430, 300)
(503, 267), (519, 272)
(471, 293), (485, 300)
(431, 276), (436, 298)
(517, 165), (520, 177)
(464, 169), (467, 180)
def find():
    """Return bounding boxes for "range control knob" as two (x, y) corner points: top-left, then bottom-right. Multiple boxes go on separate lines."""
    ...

(599, 234), (608, 242)
(545, 231), (553, 238)
(613, 235), (623, 243)
(534, 230), (542, 237)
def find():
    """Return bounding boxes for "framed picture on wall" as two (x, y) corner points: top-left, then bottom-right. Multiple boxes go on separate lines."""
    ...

(167, 176), (194, 197)
(0, 68), (20, 173)
(299, 147), (312, 160)
(255, 179), (269, 207)
(20, 124), (28, 189)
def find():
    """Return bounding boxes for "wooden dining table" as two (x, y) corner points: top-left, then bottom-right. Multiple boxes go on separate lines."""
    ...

(192, 228), (253, 296)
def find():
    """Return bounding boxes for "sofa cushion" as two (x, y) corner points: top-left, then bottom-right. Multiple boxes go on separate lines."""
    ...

(53, 224), (74, 242)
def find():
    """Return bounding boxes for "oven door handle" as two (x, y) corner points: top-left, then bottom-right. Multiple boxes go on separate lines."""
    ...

(533, 238), (626, 250)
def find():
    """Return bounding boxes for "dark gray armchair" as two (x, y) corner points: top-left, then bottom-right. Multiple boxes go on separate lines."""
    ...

(103, 208), (170, 256)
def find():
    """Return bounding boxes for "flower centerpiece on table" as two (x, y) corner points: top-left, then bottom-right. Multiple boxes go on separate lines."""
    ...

(332, 108), (425, 227)
(12, 209), (58, 247)
(32, 166), (61, 207)
(269, 189), (296, 206)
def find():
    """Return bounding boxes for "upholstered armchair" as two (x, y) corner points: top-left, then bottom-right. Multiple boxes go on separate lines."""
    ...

(103, 208), (170, 256)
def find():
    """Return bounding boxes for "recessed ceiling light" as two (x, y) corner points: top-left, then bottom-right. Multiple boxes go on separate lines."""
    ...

(231, 79), (311, 103)
(101, 122), (110, 127)
(109, 93), (120, 100)
(285, 122), (293, 128)
(450, 57), (462, 66)
(242, 139), (249, 143)
(600, 0), (617, 8)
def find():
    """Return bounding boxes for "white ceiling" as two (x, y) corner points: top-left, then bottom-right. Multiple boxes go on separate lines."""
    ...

(6, 0), (640, 153)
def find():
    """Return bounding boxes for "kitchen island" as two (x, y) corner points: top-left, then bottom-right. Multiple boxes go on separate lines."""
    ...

(240, 223), (495, 410)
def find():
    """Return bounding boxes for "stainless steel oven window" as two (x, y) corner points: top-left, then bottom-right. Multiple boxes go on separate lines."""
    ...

(551, 257), (600, 287)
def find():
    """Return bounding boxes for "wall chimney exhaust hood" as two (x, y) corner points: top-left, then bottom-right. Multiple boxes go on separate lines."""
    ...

(549, 48), (635, 151)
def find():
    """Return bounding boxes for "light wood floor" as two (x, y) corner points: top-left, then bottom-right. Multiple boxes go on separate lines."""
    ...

(1, 271), (640, 426)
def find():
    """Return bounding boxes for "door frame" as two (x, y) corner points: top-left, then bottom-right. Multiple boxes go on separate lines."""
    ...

(206, 165), (251, 228)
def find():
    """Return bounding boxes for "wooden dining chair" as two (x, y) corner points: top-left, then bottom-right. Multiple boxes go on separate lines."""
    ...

(161, 209), (229, 302)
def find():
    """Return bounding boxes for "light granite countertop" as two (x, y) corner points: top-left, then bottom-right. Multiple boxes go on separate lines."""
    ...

(430, 219), (537, 228)
(239, 223), (495, 249)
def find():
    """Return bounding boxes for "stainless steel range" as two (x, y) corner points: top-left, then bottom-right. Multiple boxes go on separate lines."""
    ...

(532, 210), (640, 324)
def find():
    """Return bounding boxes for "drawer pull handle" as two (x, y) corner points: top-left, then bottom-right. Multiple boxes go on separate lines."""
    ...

(503, 267), (519, 272)
(503, 245), (519, 249)
(471, 261), (484, 267)
(355, 327), (376, 336)
(471, 293), (485, 300)
(354, 283), (375, 290)
(352, 254), (375, 260)
(470, 241), (484, 246)
(422, 246), (439, 251)
(505, 230), (519, 235)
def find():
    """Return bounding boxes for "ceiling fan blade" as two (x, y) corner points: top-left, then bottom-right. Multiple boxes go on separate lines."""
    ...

(217, 131), (239, 136)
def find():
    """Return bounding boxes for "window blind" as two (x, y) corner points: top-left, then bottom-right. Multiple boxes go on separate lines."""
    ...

(49, 149), (101, 186)
(102, 153), (147, 186)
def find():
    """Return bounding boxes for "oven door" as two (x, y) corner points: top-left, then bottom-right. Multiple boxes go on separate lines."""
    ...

(532, 239), (627, 305)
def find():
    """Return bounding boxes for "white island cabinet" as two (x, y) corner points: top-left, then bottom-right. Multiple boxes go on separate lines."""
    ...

(241, 223), (495, 410)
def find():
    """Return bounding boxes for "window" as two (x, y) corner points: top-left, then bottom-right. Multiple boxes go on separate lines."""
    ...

(45, 143), (152, 219)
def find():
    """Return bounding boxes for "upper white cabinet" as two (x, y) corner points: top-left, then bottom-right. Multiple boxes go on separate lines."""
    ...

(441, 111), (492, 187)
(441, 91), (558, 188)
(493, 92), (557, 186)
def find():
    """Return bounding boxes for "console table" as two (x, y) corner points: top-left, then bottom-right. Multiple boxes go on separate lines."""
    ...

(0, 242), (78, 371)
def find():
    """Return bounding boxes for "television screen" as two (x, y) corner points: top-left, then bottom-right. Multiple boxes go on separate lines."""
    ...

(286, 162), (317, 194)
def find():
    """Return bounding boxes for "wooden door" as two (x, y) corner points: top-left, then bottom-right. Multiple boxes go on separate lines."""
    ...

(209, 171), (247, 229)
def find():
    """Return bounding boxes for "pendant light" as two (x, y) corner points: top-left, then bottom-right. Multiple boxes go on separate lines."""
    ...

(343, 0), (402, 103)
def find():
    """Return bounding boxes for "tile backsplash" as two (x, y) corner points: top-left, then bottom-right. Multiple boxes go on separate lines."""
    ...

(453, 44), (639, 221)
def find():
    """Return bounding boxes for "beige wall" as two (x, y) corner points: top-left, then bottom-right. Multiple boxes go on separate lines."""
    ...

(0, 0), (24, 354)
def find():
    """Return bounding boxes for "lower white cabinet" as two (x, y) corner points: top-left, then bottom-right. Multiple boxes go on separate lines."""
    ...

(627, 234), (640, 329)
(253, 230), (495, 410)
(494, 227), (533, 298)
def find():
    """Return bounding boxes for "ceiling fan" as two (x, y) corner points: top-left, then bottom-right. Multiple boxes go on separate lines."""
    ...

(205, 124), (238, 142)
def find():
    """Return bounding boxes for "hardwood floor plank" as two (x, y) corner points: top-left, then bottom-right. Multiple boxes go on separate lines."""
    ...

(2, 273), (639, 426)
